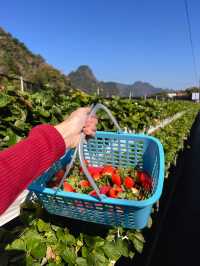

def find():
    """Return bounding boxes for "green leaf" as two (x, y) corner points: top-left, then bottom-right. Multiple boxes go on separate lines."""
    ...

(56, 228), (65, 242)
(26, 255), (34, 266)
(37, 219), (51, 232)
(34, 107), (50, 117)
(44, 230), (57, 244)
(76, 257), (88, 266)
(128, 251), (135, 259)
(4, 129), (18, 146)
(87, 251), (107, 266)
(128, 231), (145, 254)
(26, 237), (40, 251)
(7, 239), (26, 251)
(48, 263), (62, 266)
(64, 233), (76, 246)
(81, 246), (88, 258)
(25, 235), (42, 251)
(0, 94), (12, 108)
(30, 242), (46, 260)
(51, 224), (60, 232)
(84, 236), (104, 250)
(61, 247), (76, 265)
(115, 238), (129, 257)
(103, 241), (121, 261)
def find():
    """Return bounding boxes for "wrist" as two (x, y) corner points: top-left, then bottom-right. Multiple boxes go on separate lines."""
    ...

(54, 123), (70, 149)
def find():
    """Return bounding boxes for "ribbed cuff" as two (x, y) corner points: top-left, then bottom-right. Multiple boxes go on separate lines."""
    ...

(29, 124), (66, 161)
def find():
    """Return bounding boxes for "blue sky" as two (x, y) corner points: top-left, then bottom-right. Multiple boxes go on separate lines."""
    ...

(1, 0), (200, 89)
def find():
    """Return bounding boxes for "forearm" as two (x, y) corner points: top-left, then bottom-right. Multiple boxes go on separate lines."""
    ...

(0, 125), (65, 214)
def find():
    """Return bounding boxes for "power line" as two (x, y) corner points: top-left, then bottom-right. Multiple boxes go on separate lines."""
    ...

(184, 0), (199, 87)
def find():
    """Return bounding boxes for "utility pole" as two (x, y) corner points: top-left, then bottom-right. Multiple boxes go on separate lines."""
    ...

(129, 90), (132, 99)
(97, 87), (100, 96)
(20, 76), (24, 92)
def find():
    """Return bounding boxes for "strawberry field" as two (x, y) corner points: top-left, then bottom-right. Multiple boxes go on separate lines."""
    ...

(0, 86), (200, 266)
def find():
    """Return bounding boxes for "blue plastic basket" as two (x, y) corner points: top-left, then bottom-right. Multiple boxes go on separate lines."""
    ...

(29, 104), (164, 229)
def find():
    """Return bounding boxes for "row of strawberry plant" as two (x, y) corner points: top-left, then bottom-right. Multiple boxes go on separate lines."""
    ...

(153, 105), (200, 173)
(0, 86), (195, 149)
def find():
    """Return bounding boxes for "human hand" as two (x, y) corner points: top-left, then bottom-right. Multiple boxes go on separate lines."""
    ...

(54, 107), (97, 148)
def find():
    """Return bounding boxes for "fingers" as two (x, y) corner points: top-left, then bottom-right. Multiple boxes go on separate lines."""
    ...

(83, 115), (98, 136)
(85, 116), (98, 126)
(83, 121), (97, 135)
(83, 126), (96, 136)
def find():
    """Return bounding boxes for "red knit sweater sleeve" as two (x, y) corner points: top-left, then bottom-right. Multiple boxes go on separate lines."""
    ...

(0, 124), (66, 214)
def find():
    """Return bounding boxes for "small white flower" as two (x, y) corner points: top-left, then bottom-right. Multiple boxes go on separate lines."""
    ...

(131, 187), (139, 195)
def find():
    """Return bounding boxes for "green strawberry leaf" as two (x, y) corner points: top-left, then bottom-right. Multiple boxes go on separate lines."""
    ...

(30, 242), (46, 260)
(61, 247), (76, 265)
(37, 219), (51, 232)
(76, 257), (88, 266)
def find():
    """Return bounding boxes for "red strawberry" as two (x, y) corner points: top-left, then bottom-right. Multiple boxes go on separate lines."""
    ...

(87, 166), (102, 175)
(108, 188), (119, 198)
(93, 172), (101, 180)
(84, 160), (89, 165)
(143, 177), (152, 191)
(94, 166), (103, 173)
(101, 165), (116, 176)
(79, 180), (90, 188)
(87, 166), (103, 180)
(138, 171), (150, 183)
(63, 181), (75, 192)
(137, 171), (145, 182)
(112, 174), (122, 186)
(124, 176), (135, 189)
(100, 185), (111, 195)
(55, 169), (65, 180)
(138, 171), (153, 191)
(143, 180), (152, 191)
(48, 181), (58, 188)
(89, 190), (97, 196)
(115, 186), (123, 193)
(87, 166), (94, 174)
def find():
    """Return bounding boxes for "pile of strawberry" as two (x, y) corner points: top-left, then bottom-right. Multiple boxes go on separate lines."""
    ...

(48, 161), (153, 200)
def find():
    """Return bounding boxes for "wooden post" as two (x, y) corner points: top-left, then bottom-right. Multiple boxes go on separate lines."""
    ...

(20, 76), (24, 92)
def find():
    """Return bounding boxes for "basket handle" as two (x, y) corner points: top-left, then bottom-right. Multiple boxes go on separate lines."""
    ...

(78, 103), (121, 200)
(89, 103), (121, 131)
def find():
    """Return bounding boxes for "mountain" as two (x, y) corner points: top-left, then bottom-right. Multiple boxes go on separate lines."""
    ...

(0, 27), (164, 97)
(68, 65), (164, 97)
(129, 81), (163, 97)
(0, 27), (71, 93)
(68, 65), (98, 94)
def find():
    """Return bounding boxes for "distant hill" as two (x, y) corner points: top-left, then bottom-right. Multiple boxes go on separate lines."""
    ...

(68, 65), (164, 97)
(0, 27), (71, 92)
